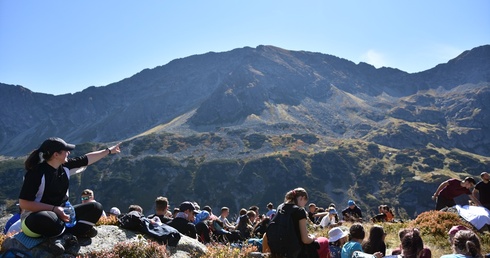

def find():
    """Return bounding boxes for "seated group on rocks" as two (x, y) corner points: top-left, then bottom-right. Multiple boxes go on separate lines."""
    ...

(4, 137), (490, 257)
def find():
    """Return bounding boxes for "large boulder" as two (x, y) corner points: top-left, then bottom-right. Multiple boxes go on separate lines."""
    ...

(1, 225), (207, 257)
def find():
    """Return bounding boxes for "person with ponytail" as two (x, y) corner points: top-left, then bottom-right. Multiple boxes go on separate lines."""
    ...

(269, 187), (329, 258)
(19, 137), (120, 253)
(441, 230), (483, 258)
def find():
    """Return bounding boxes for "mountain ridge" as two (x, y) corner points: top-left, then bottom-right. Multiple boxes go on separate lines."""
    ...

(1, 45), (489, 157)
(1, 45), (489, 218)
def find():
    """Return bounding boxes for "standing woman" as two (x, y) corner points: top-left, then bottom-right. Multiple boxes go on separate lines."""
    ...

(269, 187), (329, 258)
(19, 138), (120, 240)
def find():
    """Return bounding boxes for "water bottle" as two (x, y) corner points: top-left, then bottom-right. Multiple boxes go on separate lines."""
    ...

(64, 201), (77, 228)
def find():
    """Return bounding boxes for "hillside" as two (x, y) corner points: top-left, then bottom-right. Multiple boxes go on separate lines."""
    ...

(0, 45), (489, 218)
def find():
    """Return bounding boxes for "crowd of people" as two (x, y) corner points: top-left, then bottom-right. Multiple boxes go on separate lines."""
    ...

(3, 137), (490, 257)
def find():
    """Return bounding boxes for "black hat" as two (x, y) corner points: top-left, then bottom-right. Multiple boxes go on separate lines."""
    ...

(179, 201), (200, 214)
(39, 137), (75, 153)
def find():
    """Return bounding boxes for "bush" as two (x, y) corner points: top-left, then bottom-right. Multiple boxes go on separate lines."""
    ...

(201, 243), (258, 258)
(409, 210), (472, 238)
(408, 210), (474, 253)
(96, 215), (118, 226)
(86, 239), (168, 258)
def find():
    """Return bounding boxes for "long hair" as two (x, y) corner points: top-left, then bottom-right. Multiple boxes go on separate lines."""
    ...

(452, 230), (482, 258)
(362, 225), (386, 254)
(25, 149), (54, 171)
(401, 229), (424, 258)
(283, 187), (308, 204)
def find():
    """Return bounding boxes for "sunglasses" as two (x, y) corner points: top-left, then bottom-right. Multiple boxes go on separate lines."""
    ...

(81, 196), (91, 201)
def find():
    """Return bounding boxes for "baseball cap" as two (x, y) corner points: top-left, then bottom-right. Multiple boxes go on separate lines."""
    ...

(448, 225), (468, 236)
(329, 208), (337, 214)
(39, 137), (75, 153)
(348, 200), (355, 206)
(179, 201), (200, 214)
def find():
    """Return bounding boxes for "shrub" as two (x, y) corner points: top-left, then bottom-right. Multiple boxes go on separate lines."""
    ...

(201, 243), (257, 258)
(96, 215), (118, 226)
(86, 239), (168, 258)
(409, 210), (473, 238)
(408, 210), (474, 253)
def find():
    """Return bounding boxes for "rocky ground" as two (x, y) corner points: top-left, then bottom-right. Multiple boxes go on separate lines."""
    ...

(0, 221), (207, 258)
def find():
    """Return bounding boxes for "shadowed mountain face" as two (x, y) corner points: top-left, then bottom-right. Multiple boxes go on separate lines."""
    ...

(1, 44), (489, 157)
(1, 45), (489, 218)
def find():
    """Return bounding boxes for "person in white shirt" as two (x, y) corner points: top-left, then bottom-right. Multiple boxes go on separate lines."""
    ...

(319, 207), (340, 229)
(218, 207), (236, 230)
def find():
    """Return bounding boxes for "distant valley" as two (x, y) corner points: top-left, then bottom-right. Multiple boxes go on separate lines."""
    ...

(0, 45), (489, 219)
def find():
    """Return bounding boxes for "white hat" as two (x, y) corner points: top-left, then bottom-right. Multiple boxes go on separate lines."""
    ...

(109, 207), (121, 216)
(328, 227), (349, 242)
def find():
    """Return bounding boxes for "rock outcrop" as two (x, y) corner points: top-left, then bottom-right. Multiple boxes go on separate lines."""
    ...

(1, 225), (207, 257)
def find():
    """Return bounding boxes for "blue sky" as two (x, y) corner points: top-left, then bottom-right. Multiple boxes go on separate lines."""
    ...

(1, 1), (489, 95)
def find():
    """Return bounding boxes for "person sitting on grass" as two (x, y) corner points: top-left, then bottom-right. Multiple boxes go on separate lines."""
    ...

(167, 201), (199, 239)
(342, 200), (363, 223)
(328, 226), (349, 258)
(341, 223), (365, 258)
(362, 225), (386, 256)
(391, 228), (431, 258)
(148, 196), (173, 224)
(441, 230), (482, 258)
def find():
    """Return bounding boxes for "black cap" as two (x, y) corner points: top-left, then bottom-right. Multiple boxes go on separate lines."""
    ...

(179, 201), (200, 214)
(39, 137), (75, 153)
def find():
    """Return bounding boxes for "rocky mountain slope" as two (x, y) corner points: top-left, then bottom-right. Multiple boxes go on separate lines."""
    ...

(0, 45), (489, 219)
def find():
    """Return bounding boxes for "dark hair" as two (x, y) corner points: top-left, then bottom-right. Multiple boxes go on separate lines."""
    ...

(284, 187), (308, 204)
(362, 225), (386, 255)
(464, 177), (476, 185)
(349, 223), (365, 240)
(81, 189), (94, 197)
(249, 205), (259, 212)
(246, 210), (256, 219)
(25, 149), (54, 171)
(128, 204), (143, 213)
(203, 206), (212, 213)
(155, 196), (169, 211)
(401, 229), (424, 258)
(452, 230), (482, 257)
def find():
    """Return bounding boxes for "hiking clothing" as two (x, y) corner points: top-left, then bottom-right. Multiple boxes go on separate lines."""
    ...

(475, 181), (490, 208)
(19, 156), (88, 206)
(440, 254), (473, 258)
(167, 217), (197, 238)
(436, 179), (471, 210)
(341, 206), (363, 221)
(330, 244), (342, 258)
(266, 209), (276, 219)
(320, 214), (336, 228)
(148, 214), (173, 224)
(341, 241), (363, 258)
(19, 156), (103, 237)
(439, 179), (471, 199)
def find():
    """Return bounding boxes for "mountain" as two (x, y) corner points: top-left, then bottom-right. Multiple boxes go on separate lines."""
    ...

(0, 45), (489, 219)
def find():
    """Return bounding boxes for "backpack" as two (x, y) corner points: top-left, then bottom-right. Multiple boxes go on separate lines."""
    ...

(266, 203), (301, 257)
(0, 248), (33, 258)
(118, 211), (181, 246)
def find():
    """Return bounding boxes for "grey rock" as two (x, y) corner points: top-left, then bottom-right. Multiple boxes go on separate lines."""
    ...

(1, 225), (207, 258)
